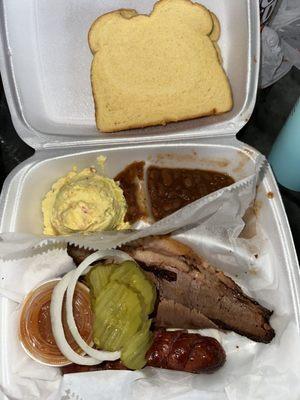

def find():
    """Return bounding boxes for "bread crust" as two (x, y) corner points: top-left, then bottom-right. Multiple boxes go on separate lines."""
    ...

(209, 12), (221, 42)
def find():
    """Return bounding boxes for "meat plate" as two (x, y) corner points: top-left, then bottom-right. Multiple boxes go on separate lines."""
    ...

(0, 0), (299, 399)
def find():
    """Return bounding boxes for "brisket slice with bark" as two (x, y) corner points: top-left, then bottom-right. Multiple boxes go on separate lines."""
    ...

(67, 236), (274, 343)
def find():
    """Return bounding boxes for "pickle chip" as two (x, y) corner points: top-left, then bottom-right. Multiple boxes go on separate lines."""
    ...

(93, 281), (143, 351)
(85, 263), (118, 309)
(110, 261), (156, 314)
(121, 320), (153, 370)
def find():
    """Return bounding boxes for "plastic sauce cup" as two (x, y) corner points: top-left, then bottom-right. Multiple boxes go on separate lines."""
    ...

(19, 279), (93, 367)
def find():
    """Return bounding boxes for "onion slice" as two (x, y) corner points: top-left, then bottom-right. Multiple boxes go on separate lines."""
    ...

(66, 250), (134, 361)
(50, 271), (101, 365)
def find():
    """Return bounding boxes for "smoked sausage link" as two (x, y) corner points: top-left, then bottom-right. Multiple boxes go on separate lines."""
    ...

(146, 330), (226, 373)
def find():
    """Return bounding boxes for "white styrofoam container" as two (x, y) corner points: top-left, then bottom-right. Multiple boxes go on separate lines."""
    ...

(0, 1), (299, 399)
(0, 0), (259, 149)
(1, 139), (300, 399)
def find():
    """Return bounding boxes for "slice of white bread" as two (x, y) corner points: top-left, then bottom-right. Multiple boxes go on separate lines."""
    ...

(89, 0), (232, 133)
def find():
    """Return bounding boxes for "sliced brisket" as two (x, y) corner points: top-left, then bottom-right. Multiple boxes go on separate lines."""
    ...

(121, 236), (275, 343)
(67, 236), (275, 343)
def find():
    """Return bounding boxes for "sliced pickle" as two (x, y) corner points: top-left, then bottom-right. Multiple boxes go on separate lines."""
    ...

(93, 281), (144, 351)
(85, 263), (118, 308)
(110, 261), (156, 314)
(121, 320), (153, 370)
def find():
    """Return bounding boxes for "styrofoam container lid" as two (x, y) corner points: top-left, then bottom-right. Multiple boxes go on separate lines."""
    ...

(0, 0), (260, 150)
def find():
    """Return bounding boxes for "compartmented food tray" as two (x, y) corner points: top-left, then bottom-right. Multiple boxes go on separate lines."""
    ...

(1, 140), (300, 399)
(0, 141), (258, 234)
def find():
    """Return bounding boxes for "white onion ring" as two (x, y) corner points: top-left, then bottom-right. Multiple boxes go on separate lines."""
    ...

(66, 250), (134, 361)
(50, 271), (101, 365)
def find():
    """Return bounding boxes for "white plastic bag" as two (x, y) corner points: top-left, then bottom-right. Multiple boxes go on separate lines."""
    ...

(260, 0), (300, 87)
